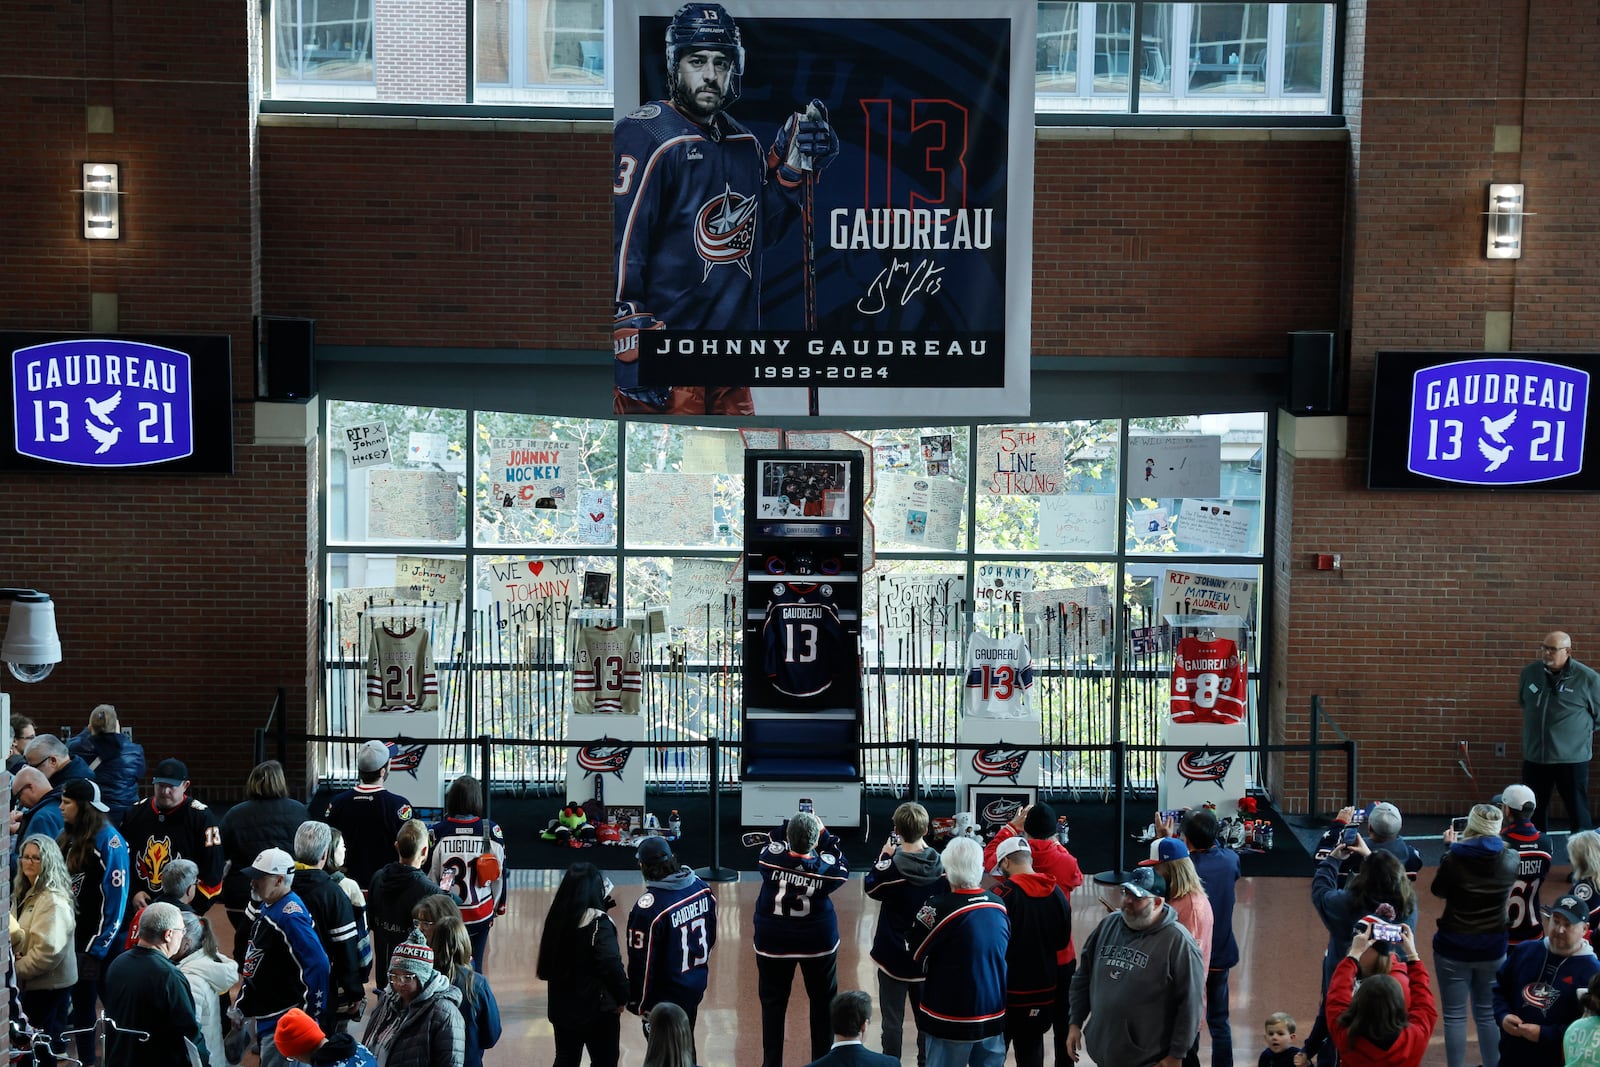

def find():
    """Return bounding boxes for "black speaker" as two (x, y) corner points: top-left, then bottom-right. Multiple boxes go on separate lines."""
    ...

(256, 316), (316, 403)
(1286, 330), (1338, 414)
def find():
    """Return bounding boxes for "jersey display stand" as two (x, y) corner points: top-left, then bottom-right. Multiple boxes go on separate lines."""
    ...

(565, 612), (647, 811)
(955, 615), (1042, 835)
(361, 605), (446, 803)
(1157, 614), (1249, 818)
(740, 450), (865, 828)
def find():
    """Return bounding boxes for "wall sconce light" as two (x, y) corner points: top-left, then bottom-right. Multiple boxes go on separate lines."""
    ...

(80, 163), (122, 240)
(1485, 183), (1527, 260)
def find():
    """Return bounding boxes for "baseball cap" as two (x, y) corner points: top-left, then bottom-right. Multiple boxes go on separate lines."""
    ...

(994, 836), (1032, 870)
(1547, 894), (1589, 924)
(1368, 802), (1403, 836)
(637, 835), (674, 865)
(62, 777), (110, 813)
(1120, 866), (1167, 899)
(152, 758), (189, 786)
(357, 739), (392, 773)
(241, 847), (295, 879)
(273, 1008), (326, 1060)
(1142, 837), (1190, 866)
(1492, 784), (1537, 813)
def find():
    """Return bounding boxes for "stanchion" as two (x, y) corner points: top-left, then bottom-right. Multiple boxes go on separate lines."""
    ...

(274, 686), (289, 765)
(696, 736), (738, 883)
(908, 737), (920, 802)
(479, 734), (493, 820)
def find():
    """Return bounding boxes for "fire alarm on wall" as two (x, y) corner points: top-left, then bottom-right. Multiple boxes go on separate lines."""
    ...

(1314, 553), (1342, 571)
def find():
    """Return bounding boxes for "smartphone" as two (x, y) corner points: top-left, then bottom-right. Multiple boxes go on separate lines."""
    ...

(888, 831), (902, 846)
(1160, 808), (1187, 825)
(1341, 827), (1360, 845)
(1452, 816), (1469, 834)
(799, 798), (814, 814)
(1371, 921), (1404, 943)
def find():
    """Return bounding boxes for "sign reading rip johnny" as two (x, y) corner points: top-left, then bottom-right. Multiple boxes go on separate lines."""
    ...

(1368, 352), (1600, 491)
(612, 0), (1033, 417)
(3, 333), (234, 473)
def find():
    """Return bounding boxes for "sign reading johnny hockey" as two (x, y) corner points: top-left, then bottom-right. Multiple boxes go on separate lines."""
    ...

(613, 0), (1034, 418)
(3, 332), (234, 474)
(1368, 351), (1600, 491)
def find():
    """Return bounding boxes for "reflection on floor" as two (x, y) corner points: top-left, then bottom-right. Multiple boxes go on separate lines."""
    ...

(225, 865), (1505, 1066)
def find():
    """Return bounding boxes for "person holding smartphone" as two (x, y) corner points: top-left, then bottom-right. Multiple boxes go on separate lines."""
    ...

(1431, 803), (1519, 1067)
(1324, 923), (1436, 1066)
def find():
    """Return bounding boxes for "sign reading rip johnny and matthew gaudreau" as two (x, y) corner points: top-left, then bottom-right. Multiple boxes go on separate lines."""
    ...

(612, 0), (1033, 417)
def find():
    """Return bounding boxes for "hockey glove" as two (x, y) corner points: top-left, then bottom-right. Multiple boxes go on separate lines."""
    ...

(768, 99), (839, 188)
(613, 301), (670, 409)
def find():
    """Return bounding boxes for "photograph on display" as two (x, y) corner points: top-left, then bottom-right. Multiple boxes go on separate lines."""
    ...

(754, 459), (852, 519)
(967, 784), (1037, 839)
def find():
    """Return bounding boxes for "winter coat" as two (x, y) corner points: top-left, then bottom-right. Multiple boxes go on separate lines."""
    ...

(1312, 855), (1418, 988)
(550, 908), (629, 1029)
(363, 970), (465, 1067)
(67, 729), (146, 819)
(178, 948), (240, 1067)
(1431, 833), (1519, 962)
(218, 795), (310, 910)
(1520, 655), (1600, 763)
(449, 967), (502, 1067)
(307, 1033), (379, 1066)
(11, 884), (77, 991)
(1325, 954), (1436, 1067)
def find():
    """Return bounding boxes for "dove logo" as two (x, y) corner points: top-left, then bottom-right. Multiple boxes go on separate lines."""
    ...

(1408, 358), (1588, 486)
(12, 339), (195, 467)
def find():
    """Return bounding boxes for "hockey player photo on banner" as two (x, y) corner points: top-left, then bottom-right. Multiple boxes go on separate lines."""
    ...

(612, 0), (1034, 418)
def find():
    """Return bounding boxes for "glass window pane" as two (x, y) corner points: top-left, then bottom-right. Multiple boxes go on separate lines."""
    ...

(865, 426), (970, 553)
(622, 423), (744, 550)
(275, 0), (374, 87)
(474, 410), (617, 549)
(1282, 3), (1327, 94)
(328, 401), (467, 545)
(1093, 3), (1135, 95)
(1036, 2), (1080, 91)
(976, 420), (1120, 554)
(1125, 413), (1267, 557)
(1186, 3), (1269, 96)
(1138, 4), (1175, 95)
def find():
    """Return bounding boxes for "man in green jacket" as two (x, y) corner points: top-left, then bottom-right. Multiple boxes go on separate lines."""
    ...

(1519, 630), (1600, 830)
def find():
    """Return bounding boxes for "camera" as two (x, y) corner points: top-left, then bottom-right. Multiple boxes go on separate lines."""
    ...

(1370, 921), (1404, 943)
(1452, 816), (1469, 834)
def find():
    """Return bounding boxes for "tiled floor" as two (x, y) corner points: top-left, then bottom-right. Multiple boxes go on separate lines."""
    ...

(225, 863), (1511, 1066)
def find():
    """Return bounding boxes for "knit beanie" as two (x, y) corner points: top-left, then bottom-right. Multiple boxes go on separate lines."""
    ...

(390, 928), (436, 980)
(273, 1008), (326, 1060)
(1024, 802), (1057, 840)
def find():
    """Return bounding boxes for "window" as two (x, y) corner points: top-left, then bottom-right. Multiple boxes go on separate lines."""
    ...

(263, 1), (1335, 118)
(321, 407), (1272, 793)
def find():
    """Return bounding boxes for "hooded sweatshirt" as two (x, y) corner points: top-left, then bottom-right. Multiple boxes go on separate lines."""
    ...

(178, 949), (240, 1067)
(863, 844), (946, 981)
(982, 825), (1084, 964)
(365, 862), (441, 982)
(1070, 903), (1204, 1067)
(1325, 954), (1436, 1067)
(992, 871), (1072, 1009)
(626, 866), (716, 1015)
(1493, 936), (1600, 1067)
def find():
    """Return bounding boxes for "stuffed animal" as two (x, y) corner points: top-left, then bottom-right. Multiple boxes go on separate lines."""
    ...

(541, 800), (588, 846)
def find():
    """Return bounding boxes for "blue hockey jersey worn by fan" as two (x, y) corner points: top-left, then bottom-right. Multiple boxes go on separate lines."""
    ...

(864, 844), (947, 981)
(908, 886), (1010, 1041)
(627, 867), (719, 1015)
(753, 837), (849, 958)
(238, 891), (331, 1038)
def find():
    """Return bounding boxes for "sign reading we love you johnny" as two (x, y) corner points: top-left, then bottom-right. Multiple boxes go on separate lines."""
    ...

(1368, 351), (1599, 492)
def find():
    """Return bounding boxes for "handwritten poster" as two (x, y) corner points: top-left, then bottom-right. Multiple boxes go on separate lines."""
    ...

(367, 470), (458, 540)
(407, 431), (448, 465)
(978, 426), (1063, 496)
(1038, 494), (1117, 552)
(490, 438), (574, 509)
(1159, 569), (1257, 629)
(1127, 435), (1222, 498)
(879, 573), (966, 633)
(683, 430), (742, 473)
(578, 488), (616, 545)
(343, 422), (392, 468)
(974, 563), (1035, 610)
(333, 586), (414, 650)
(903, 476), (963, 549)
(395, 557), (466, 601)
(668, 558), (742, 629)
(1130, 506), (1171, 537)
(485, 557), (584, 627)
(1175, 499), (1253, 554)
(739, 428), (785, 451)
(875, 443), (916, 471)
(627, 472), (714, 545)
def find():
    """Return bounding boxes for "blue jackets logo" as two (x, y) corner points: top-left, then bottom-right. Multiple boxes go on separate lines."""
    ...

(1408, 358), (1587, 485)
(972, 746), (1028, 783)
(980, 796), (1024, 826)
(1176, 749), (1235, 787)
(577, 740), (634, 778)
(386, 743), (427, 778)
(13, 339), (194, 467)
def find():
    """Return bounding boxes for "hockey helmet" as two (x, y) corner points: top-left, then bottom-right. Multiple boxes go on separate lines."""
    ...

(665, 3), (744, 108)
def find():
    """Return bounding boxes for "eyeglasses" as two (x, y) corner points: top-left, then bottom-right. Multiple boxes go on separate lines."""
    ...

(414, 918), (436, 929)
(19, 853), (41, 864)
(386, 971), (415, 983)
(1541, 645), (1571, 653)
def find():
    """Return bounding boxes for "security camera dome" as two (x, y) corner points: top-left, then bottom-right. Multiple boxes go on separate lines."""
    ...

(7, 661), (56, 683)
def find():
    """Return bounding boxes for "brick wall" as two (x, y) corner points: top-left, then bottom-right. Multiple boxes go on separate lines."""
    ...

(0, 2), (316, 805)
(375, 0), (467, 102)
(1275, 2), (1600, 817)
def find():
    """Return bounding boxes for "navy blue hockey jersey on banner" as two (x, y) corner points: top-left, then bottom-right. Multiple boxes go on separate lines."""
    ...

(626, 871), (718, 1015)
(753, 842), (849, 958)
(762, 582), (846, 699)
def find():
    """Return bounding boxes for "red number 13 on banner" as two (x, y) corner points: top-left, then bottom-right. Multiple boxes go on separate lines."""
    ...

(859, 99), (971, 209)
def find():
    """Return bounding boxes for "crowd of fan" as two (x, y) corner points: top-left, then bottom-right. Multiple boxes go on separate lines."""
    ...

(17, 705), (1600, 1067)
